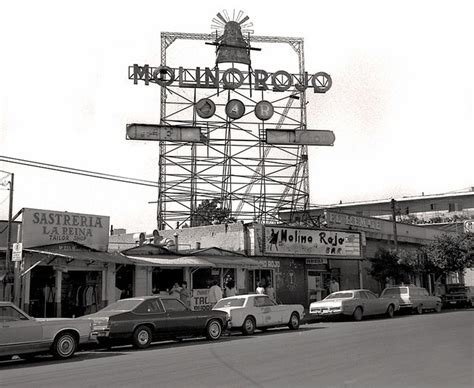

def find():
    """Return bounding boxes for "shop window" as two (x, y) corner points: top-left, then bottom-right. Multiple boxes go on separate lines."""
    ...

(152, 268), (184, 293)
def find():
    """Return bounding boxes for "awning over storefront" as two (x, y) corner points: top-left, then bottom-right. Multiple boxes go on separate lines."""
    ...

(201, 256), (261, 268)
(24, 249), (132, 265)
(127, 255), (215, 267)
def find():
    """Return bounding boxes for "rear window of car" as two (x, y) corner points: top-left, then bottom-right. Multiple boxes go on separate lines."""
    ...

(382, 288), (408, 296)
(101, 299), (143, 311)
(325, 292), (353, 300)
(214, 298), (246, 308)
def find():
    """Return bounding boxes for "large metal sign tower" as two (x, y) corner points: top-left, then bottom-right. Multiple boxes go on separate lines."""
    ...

(128, 11), (334, 229)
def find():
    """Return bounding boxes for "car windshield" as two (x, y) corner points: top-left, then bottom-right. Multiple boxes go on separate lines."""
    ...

(214, 298), (246, 308)
(325, 292), (353, 300)
(100, 299), (143, 312)
(382, 288), (408, 296)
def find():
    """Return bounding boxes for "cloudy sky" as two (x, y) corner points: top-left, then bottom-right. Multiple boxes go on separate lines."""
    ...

(1, 0), (473, 233)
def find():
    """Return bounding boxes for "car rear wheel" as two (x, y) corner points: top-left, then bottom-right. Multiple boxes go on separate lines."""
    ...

(206, 319), (223, 340)
(133, 325), (152, 349)
(385, 304), (395, 318)
(52, 332), (77, 359)
(288, 313), (300, 330)
(242, 316), (256, 335)
(415, 304), (423, 314)
(353, 307), (363, 321)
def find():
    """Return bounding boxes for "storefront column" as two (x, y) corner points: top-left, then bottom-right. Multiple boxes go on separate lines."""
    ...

(55, 270), (62, 317)
(358, 260), (363, 289)
(22, 259), (31, 314)
(236, 268), (246, 294)
(105, 265), (116, 305)
(134, 266), (150, 296)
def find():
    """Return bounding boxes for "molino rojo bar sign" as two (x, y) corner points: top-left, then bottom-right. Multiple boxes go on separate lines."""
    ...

(22, 208), (110, 251)
(264, 226), (361, 257)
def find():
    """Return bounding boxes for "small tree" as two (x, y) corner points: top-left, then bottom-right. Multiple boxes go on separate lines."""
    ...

(192, 198), (236, 226)
(424, 233), (474, 282)
(369, 248), (411, 288)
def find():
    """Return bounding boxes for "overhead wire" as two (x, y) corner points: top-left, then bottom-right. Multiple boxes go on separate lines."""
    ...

(0, 155), (158, 188)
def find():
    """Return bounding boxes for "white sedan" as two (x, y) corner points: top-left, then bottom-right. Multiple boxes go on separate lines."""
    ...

(309, 289), (400, 321)
(213, 294), (304, 335)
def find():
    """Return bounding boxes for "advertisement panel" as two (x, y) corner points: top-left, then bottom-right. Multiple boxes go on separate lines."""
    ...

(264, 226), (361, 257)
(191, 289), (212, 311)
(22, 208), (110, 251)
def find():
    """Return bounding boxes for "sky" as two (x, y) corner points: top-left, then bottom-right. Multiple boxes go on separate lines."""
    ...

(1, 0), (473, 233)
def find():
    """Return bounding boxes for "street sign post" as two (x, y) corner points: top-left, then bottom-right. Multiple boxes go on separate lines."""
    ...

(12, 242), (22, 262)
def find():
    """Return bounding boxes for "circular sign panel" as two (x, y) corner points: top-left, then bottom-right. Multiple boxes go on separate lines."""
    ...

(225, 99), (246, 120)
(195, 98), (216, 119)
(255, 100), (274, 121)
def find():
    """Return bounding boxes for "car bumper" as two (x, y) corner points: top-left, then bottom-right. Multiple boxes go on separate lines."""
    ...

(309, 309), (343, 316)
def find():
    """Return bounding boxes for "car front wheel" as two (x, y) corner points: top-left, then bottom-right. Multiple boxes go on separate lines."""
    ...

(242, 316), (256, 335)
(415, 304), (423, 315)
(206, 319), (223, 340)
(133, 325), (153, 349)
(288, 313), (300, 330)
(435, 303), (442, 313)
(52, 332), (77, 359)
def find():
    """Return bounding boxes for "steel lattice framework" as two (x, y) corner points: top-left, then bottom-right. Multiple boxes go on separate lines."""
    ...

(156, 32), (311, 229)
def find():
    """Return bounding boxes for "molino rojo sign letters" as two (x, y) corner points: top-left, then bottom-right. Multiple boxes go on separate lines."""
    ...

(264, 226), (361, 257)
(22, 208), (110, 251)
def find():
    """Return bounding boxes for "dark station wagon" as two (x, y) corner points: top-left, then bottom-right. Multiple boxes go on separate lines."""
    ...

(83, 296), (230, 349)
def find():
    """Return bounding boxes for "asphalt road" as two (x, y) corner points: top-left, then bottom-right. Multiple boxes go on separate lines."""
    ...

(1, 309), (472, 388)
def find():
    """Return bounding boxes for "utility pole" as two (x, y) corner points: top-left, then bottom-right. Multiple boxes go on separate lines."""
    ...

(4, 173), (14, 275)
(390, 198), (398, 252)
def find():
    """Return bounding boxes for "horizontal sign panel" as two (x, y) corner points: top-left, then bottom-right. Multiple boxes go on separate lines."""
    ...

(22, 208), (110, 252)
(264, 226), (361, 257)
(266, 129), (335, 146)
(126, 123), (204, 143)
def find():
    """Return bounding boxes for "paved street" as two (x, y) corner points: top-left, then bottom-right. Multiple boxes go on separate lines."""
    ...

(1, 310), (472, 388)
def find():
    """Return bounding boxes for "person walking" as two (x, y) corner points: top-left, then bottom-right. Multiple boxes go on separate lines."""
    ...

(208, 280), (223, 307)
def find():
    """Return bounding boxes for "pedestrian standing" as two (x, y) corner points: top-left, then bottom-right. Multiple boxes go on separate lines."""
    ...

(225, 279), (237, 297)
(169, 282), (182, 298)
(208, 280), (223, 307)
(329, 278), (340, 294)
(256, 281), (265, 294)
(180, 281), (192, 308)
(265, 281), (276, 301)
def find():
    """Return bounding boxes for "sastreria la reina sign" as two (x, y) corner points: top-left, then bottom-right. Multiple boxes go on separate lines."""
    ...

(21, 208), (110, 252)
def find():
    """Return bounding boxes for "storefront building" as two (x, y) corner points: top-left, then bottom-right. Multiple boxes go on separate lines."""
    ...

(14, 208), (132, 317)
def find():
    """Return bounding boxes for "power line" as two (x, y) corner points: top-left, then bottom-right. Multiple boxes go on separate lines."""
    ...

(0, 155), (158, 188)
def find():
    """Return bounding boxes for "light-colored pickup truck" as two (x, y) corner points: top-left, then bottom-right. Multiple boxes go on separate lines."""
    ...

(0, 301), (93, 361)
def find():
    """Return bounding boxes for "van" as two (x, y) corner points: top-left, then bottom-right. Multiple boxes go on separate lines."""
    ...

(380, 285), (442, 314)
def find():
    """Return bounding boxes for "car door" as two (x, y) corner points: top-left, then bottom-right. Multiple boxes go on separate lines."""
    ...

(365, 290), (385, 315)
(132, 298), (168, 338)
(252, 296), (278, 326)
(357, 291), (375, 316)
(161, 298), (201, 336)
(0, 305), (44, 356)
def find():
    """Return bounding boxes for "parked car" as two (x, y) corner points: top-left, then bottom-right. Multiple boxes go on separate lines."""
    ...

(83, 295), (230, 349)
(309, 289), (400, 321)
(441, 284), (472, 308)
(380, 285), (442, 314)
(0, 301), (93, 361)
(212, 294), (304, 335)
